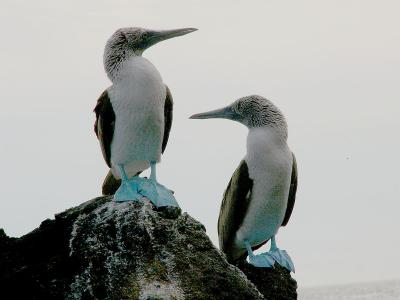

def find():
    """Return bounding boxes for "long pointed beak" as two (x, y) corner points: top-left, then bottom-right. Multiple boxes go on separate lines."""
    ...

(148, 28), (198, 45)
(190, 106), (240, 121)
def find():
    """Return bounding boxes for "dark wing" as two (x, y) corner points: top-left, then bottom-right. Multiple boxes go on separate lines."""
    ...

(94, 90), (115, 168)
(162, 85), (173, 153)
(218, 160), (253, 262)
(281, 153), (298, 226)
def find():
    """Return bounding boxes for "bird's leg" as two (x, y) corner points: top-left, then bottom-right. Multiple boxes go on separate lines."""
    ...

(150, 161), (157, 182)
(265, 236), (295, 273)
(270, 235), (278, 251)
(118, 164), (128, 181)
(113, 164), (142, 202)
(244, 240), (255, 258)
(149, 161), (175, 194)
(137, 161), (179, 208)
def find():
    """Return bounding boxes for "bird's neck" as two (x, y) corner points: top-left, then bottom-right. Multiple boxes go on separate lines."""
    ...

(104, 49), (142, 82)
(246, 126), (288, 159)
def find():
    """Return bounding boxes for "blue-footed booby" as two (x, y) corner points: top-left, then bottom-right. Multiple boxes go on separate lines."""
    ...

(190, 95), (297, 272)
(94, 27), (197, 206)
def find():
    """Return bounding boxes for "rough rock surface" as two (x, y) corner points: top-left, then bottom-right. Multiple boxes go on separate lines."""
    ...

(0, 196), (297, 299)
(237, 261), (297, 300)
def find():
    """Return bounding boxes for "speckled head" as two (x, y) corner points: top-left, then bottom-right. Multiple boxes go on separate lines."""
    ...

(103, 27), (197, 80)
(190, 95), (288, 137)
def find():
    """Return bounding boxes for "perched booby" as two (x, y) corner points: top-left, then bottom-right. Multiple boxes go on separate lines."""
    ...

(94, 27), (197, 206)
(190, 95), (297, 272)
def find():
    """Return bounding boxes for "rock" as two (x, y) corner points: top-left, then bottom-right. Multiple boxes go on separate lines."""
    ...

(0, 196), (297, 299)
(237, 261), (298, 300)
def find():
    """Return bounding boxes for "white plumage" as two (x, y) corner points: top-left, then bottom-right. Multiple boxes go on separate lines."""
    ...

(95, 27), (197, 204)
(235, 126), (293, 248)
(190, 95), (297, 271)
(108, 56), (166, 179)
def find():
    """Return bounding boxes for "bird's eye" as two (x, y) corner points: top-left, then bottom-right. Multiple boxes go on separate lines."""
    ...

(141, 32), (148, 39)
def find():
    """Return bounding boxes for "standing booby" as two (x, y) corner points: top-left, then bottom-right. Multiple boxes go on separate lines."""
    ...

(94, 27), (197, 206)
(190, 95), (297, 272)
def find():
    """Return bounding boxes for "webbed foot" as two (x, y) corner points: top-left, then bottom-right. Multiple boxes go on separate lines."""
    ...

(113, 177), (143, 202)
(248, 252), (275, 268)
(244, 236), (295, 272)
(269, 248), (295, 272)
(138, 179), (179, 208)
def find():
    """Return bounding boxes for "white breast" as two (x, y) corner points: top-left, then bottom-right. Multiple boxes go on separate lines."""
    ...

(235, 127), (293, 249)
(108, 56), (166, 178)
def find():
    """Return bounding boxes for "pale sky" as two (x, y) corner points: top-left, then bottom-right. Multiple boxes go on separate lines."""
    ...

(0, 0), (399, 288)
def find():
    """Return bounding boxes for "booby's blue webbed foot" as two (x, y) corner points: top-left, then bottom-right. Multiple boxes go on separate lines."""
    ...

(113, 165), (144, 202)
(244, 240), (275, 268)
(244, 237), (295, 272)
(136, 161), (179, 208)
(258, 236), (295, 272)
(113, 176), (144, 202)
(268, 248), (295, 273)
(248, 252), (275, 268)
(138, 179), (179, 208)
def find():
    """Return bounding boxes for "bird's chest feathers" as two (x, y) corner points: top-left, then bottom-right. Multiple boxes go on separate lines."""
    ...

(237, 128), (292, 243)
(110, 57), (166, 121)
(245, 128), (292, 184)
(107, 57), (166, 165)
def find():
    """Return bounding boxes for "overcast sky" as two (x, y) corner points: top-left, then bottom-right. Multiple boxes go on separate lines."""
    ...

(1, 0), (399, 287)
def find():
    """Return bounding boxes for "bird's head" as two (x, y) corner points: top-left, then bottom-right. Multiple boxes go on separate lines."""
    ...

(190, 95), (288, 136)
(104, 27), (197, 80)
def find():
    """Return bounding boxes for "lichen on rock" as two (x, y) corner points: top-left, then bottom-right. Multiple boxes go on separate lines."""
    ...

(0, 196), (297, 299)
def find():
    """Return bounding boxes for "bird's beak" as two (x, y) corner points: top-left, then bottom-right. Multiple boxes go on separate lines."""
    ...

(190, 105), (241, 121)
(146, 28), (198, 47)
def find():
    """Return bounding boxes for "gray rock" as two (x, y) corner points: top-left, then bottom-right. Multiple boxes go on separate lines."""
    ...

(0, 196), (297, 299)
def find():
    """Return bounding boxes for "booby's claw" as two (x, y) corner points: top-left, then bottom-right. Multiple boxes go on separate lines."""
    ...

(138, 179), (179, 208)
(113, 177), (143, 202)
(248, 253), (275, 268)
(269, 248), (295, 273)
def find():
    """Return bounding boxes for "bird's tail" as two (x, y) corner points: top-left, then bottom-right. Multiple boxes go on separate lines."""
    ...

(102, 170), (121, 195)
